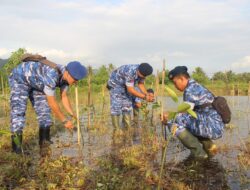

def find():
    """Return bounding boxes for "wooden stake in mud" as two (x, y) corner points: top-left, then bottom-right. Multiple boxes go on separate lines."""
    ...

(152, 70), (160, 131)
(87, 67), (92, 128)
(101, 84), (106, 123)
(232, 84), (235, 108)
(161, 59), (166, 139)
(248, 82), (250, 103)
(237, 82), (240, 108)
(75, 86), (81, 145)
(155, 70), (160, 96)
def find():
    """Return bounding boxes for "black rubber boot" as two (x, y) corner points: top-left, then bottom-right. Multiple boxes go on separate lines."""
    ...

(11, 131), (23, 154)
(39, 127), (53, 147)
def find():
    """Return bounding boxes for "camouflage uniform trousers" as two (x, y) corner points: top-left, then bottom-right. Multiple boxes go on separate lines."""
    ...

(174, 111), (223, 140)
(9, 78), (52, 133)
(109, 87), (133, 116)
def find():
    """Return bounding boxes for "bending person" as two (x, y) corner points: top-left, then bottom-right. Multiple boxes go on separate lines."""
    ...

(9, 54), (87, 153)
(107, 63), (154, 129)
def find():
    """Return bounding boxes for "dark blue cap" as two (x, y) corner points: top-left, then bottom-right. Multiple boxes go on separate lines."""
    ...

(66, 61), (87, 80)
(168, 66), (189, 80)
(147, 88), (154, 94)
(138, 63), (153, 76)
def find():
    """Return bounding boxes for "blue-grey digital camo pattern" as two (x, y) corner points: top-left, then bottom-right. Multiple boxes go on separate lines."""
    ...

(169, 79), (224, 140)
(108, 65), (144, 115)
(9, 61), (67, 132)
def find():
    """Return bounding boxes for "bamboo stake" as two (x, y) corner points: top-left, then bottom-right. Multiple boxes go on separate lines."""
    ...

(101, 84), (105, 123)
(156, 70), (160, 96)
(232, 84), (235, 108)
(247, 82), (250, 115)
(237, 82), (240, 108)
(161, 59), (166, 139)
(157, 138), (171, 190)
(87, 69), (91, 128)
(75, 86), (81, 145)
(153, 71), (160, 132)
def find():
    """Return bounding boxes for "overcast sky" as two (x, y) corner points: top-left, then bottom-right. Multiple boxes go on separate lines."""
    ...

(0, 0), (250, 75)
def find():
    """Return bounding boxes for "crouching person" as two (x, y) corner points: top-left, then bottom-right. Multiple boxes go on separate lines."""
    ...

(9, 54), (87, 154)
(163, 66), (224, 159)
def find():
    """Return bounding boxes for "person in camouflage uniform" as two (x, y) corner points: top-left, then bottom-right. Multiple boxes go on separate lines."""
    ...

(163, 66), (224, 159)
(9, 55), (87, 153)
(107, 63), (154, 129)
(132, 88), (154, 125)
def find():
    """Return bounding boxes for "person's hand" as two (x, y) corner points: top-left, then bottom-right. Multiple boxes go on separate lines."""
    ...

(64, 120), (74, 129)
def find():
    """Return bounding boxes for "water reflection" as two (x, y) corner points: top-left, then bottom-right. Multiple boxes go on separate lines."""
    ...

(49, 96), (249, 190)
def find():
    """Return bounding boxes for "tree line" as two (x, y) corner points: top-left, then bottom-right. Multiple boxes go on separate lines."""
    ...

(1, 48), (250, 88)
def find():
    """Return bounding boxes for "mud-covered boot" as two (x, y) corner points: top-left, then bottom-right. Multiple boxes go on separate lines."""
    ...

(198, 137), (218, 157)
(177, 129), (208, 159)
(111, 115), (120, 129)
(39, 127), (53, 147)
(122, 114), (131, 129)
(11, 131), (23, 154)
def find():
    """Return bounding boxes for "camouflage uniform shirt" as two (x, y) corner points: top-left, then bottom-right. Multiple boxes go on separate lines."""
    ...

(10, 61), (68, 96)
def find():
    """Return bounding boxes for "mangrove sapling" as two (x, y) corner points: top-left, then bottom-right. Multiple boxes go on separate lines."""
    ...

(157, 86), (197, 190)
(75, 86), (81, 146)
(137, 100), (160, 128)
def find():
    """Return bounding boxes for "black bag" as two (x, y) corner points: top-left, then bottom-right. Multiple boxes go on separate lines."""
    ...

(212, 96), (231, 124)
(193, 94), (231, 124)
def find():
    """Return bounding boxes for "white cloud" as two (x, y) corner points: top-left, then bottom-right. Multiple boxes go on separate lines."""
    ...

(0, 48), (11, 58)
(232, 56), (250, 69)
(0, 0), (249, 73)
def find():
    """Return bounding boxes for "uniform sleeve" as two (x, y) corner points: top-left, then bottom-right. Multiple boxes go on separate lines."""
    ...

(184, 83), (213, 106)
(135, 97), (142, 103)
(125, 74), (135, 87)
(184, 85), (202, 105)
(43, 70), (58, 96)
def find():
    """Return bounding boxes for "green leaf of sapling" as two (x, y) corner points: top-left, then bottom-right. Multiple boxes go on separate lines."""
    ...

(165, 86), (178, 103)
(177, 102), (191, 113)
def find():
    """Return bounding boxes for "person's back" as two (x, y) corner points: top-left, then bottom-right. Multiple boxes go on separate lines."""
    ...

(10, 61), (64, 91)
(183, 79), (224, 139)
(108, 64), (139, 89)
(9, 56), (87, 154)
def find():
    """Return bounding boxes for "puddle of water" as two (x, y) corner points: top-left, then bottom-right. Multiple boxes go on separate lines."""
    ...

(48, 96), (250, 189)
